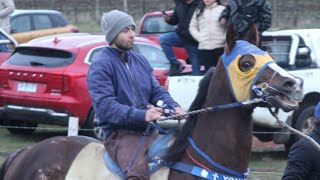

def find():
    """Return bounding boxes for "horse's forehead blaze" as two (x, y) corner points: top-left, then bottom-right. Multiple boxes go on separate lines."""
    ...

(268, 63), (294, 79)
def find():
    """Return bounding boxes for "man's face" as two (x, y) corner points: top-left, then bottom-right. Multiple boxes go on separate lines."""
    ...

(185, 0), (193, 4)
(111, 25), (135, 51)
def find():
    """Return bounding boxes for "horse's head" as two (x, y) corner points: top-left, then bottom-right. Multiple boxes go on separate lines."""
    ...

(221, 24), (303, 112)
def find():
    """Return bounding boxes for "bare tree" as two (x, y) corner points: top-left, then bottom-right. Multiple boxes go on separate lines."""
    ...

(123, 0), (128, 13)
(95, 0), (100, 22)
(272, 0), (277, 27)
(293, 0), (298, 27)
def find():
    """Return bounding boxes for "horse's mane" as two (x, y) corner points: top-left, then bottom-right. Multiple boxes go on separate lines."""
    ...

(0, 148), (26, 180)
(164, 67), (215, 162)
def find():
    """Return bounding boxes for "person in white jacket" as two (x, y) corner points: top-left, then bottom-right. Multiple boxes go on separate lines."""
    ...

(0, 0), (15, 51)
(189, 0), (225, 73)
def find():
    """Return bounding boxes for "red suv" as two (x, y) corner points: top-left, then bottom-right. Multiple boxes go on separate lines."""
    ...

(0, 34), (191, 139)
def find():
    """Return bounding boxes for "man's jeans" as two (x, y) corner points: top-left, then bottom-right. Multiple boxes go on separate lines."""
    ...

(104, 130), (158, 180)
(159, 32), (201, 75)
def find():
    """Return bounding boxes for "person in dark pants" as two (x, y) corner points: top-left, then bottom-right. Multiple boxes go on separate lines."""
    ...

(87, 10), (186, 180)
(282, 102), (320, 180)
(219, 0), (271, 46)
(189, 0), (226, 73)
(159, 0), (201, 76)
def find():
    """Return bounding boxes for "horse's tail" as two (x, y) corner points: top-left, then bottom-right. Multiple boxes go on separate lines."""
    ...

(0, 148), (26, 180)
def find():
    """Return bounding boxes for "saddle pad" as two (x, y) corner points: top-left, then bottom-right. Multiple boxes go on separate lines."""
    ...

(65, 142), (170, 180)
(65, 142), (118, 180)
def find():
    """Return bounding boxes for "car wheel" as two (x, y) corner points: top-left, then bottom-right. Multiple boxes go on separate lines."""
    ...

(285, 105), (316, 152)
(82, 109), (103, 141)
(5, 120), (37, 134)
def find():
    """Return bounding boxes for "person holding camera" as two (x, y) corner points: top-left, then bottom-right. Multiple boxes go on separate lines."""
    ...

(159, 0), (201, 76)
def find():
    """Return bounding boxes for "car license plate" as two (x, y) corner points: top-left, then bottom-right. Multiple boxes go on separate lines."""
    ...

(17, 82), (37, 93)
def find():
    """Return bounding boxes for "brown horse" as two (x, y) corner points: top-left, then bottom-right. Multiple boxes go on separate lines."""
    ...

(0, 24), (303, 180)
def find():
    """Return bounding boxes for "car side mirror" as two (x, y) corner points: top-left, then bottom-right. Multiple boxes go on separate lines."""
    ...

(295, 46), (312, 68)
(297, 47), (311, 57)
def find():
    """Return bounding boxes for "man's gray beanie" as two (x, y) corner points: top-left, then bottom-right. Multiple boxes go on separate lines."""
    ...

(101, 10), (136, 43)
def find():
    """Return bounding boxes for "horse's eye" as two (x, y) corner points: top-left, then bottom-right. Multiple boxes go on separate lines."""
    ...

(243, 62), (251, 68)
(238, 55), (255, 72)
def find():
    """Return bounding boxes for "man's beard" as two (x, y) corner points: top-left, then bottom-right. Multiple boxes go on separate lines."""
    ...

(113, 39), (133, 51)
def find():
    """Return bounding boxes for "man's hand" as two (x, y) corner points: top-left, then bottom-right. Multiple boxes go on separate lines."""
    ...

(163, 14), (170, 23)
(173, 107), (188, 120)
(145, 106), (163, 122)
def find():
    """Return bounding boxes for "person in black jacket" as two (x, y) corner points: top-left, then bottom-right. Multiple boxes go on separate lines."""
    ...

(219, 0), (271, 40)
(282, 102), (320, 180)
(159, 0), (201, 76)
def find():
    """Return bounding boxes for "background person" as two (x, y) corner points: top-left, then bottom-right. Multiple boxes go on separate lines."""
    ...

(0, 0), (15, 51)
(282, 102), (320, 180)
(219, 0), (271, 41)
(189, 0), (225, 72)
(159, 0), (201, 76)
(87, 10), (185, 179)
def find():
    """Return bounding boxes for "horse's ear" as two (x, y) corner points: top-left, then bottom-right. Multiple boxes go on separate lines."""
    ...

(225, 24), (238, 54)
(244, 24), (260, 46)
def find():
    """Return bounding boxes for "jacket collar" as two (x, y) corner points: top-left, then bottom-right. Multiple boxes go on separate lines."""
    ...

(207, 2), (218, 9)
(106, 47), (129, 63)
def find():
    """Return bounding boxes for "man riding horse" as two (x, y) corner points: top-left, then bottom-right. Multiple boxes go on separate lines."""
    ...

(87, 10), (186, 179)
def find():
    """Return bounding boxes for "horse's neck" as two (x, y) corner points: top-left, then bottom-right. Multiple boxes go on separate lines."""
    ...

(187, 73), (253, 174)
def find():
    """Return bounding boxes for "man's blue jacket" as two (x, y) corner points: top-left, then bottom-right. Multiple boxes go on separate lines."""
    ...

(87, 47), (179, 140)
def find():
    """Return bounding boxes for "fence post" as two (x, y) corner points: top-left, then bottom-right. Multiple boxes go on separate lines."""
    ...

(68, 116), (79, 136)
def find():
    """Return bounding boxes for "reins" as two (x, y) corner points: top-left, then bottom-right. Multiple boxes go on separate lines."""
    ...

(157, 97), (265, 122)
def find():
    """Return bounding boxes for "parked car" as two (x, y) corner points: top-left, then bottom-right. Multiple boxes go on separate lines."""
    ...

(10, 9), (79, 43)
(138, 10), (189, 63)
(0, 34), (191, 140)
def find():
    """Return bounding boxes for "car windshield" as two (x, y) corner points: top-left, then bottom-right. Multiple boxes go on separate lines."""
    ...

(141, 16), (176, 34)
(261, 36), (292, 68)
(7, 47), (76, 68)
(134, 43), (170, 68)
